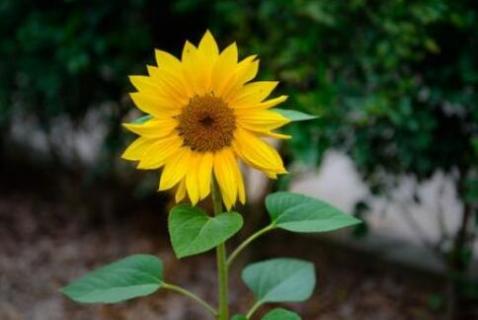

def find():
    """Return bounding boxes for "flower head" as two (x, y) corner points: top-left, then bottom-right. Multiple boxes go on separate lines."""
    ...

(122, 31), (289, 209)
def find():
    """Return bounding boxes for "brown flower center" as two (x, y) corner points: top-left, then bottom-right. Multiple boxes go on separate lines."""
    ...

(176, 95), (236, 152)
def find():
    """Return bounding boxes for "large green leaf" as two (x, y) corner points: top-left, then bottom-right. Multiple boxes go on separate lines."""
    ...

(169, 205), (243, 258)
(231, 315), (247, 320)
(242, 258), (315, 304)
(274, 109), (317, 121)
(266, 192), (361, 233)
(61, 254), (163, 304)
(262, 308), (302, 320)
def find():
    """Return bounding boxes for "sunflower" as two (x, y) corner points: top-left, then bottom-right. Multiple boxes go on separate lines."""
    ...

(122, 31), (289, 209)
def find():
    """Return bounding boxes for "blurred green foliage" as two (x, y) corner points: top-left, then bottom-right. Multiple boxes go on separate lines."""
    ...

(2, 0), (146, 124)
(0, 0), (205, 159)
(2, 0), (478, 195)
(176, 0), (478, 183)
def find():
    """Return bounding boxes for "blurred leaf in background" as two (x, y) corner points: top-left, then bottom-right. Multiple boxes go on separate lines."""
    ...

(4, 0), (477, 182)
(0, 0), (209, 175)
(172, 0), (478, 181)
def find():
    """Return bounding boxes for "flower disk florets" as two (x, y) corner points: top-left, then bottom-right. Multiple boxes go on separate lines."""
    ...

(177, 95), (236, 152)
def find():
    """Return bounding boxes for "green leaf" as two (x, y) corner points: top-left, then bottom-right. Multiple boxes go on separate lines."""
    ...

(274, 108), (317, 121)
(242, 258), (315, 304)
(169, 204), (243, 258)
(266, 192), (361, 233)
(262, 308), (302, 320)
(231, 315), (247, 320)
(61, 254), (163, 304)
(132, 114), (152, 124)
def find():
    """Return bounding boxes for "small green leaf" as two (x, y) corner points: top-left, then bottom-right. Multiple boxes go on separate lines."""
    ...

(61, 254), (163, 304)
(169, 204), (243, 258)
(274, 108), (317, 121)
(242, 258), (315, 304)
(132, 114), (152, 124)
(266, 192), (361, 233)
(231, 315), (248, 320)
(262, 308), (302, 320)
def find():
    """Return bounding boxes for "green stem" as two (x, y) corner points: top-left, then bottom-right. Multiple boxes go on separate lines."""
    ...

(212, 181), (229, 320)
(227, 224), (275, 267)
(163, 282), (217, 316)
(246, 301), (262, 319)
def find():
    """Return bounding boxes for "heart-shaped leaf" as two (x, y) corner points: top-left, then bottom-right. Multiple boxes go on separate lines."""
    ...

(266, 192), (361, 233)
(169, 204), (243, 258)
(274, 109), (317, 121)
(61, 254), (163, 304)
(242, 258), (315, 304)
(262, 308), (302, 320)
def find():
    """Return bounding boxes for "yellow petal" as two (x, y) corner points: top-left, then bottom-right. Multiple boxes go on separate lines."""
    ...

(198, 152), (213, 199)
(182, 41), (197, 61)
(236, 109), (290, 132)
(236, 55), (259, 85)
(147, 65), (192, 102)
(181, 41), (201, 93)
(232, 127), (286, 174)
(264, 170), (279, 179)
(211, 42), (238, 94)
(130, 74), (185, 106)
(123, 117), (177, 138)
(137, 135), (183, 169)
(233, 161), (246, 204)
(191, 33), (219, 94)
(229, 81), (279, 106)
(181, 40), (212, 95)
(129, 75), (162, 94)
(186, 153), (201, 205)
(130, 92), (181, 117)
(260, 131), (292, 140)
(235, 95), (288, 110)
(196, 31), (220, 92)
(213, 148), (238, 210)
(121, 137), (154, 161)
(175, 179), (187, 202)
(159, 148), (191, 191)
(219, 55), (259, 100)
(154, 49), (182, 72)
(198, 30), (219, 59)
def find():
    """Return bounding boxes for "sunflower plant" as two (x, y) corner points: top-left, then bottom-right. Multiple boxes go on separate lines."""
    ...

(61, 31), (360, 320)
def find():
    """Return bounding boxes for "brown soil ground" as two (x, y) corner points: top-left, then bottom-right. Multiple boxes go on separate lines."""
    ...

(0, 168), (455, 320)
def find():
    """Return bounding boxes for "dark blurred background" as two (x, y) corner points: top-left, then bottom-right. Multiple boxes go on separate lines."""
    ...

(1, 0), (477, 319)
